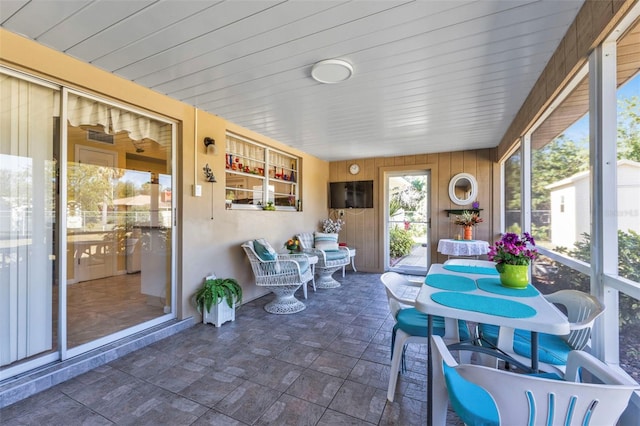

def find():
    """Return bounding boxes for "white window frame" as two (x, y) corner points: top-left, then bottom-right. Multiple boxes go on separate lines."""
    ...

(225, 132), (300, 211)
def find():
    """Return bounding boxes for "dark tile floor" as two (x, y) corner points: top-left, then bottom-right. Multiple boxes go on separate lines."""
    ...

(1, 272), (463, 425)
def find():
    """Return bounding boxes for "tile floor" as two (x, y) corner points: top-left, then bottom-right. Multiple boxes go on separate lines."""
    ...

(1, 272), (463, 425)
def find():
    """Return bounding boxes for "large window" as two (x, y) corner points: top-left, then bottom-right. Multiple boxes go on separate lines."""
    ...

(505, 13), (640, 390)
(614, 18), (640, 381)
(503, 148), (521, 234)
(225, 133), (299, 210)
(530, 75), (590, 259)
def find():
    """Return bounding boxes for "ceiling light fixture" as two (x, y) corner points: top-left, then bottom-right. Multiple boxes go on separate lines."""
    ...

(311, 59), (353, 84)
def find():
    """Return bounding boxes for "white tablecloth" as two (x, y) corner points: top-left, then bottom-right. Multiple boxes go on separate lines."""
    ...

(437, 239), (489, 256)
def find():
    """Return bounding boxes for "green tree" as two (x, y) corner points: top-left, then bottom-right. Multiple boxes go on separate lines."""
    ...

(617, 96), (640, 162)
(67, 163), (117, 218)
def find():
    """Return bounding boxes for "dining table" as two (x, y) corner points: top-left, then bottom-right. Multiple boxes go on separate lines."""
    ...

(416, 263), (570, 426)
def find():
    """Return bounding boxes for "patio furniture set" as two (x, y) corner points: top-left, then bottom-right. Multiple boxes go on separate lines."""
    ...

(381, 259), (637, 425)
(241, 232), (352, 314)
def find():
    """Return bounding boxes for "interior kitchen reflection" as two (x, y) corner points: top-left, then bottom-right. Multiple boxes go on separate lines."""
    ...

(65, 94), (174, 349)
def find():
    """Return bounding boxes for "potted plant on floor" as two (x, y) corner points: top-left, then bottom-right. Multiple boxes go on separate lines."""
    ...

(194, 275), (243, 327)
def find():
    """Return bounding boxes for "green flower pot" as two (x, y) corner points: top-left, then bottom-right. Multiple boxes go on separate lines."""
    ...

(498, 264), (529, 289)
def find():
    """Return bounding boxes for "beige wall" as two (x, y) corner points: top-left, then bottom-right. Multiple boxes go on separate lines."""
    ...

(330, 149), (499, 272)
(0, 29), (330, 321)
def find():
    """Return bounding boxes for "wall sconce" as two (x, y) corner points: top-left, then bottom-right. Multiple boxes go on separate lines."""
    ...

(203, 137), (216, 155)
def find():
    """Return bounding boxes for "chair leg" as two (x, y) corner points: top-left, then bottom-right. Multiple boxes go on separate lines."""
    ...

(388, 332), (408, 402)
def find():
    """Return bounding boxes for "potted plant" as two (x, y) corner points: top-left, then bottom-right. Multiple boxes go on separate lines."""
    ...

(488, 232), (539, 289)
(194, 275), (243, 327)
(321, 217), (345, 234)
(453, 211), (483, 240)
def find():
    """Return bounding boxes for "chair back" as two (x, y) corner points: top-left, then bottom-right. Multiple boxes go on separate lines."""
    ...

(380, 272), (420, 317)
(432, 335), (638, 426)
(545, 290), (605, 350)
(241, 241), (281, 278)
(296, 233), (315, 250)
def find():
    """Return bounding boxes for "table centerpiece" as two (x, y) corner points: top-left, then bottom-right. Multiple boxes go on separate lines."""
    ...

(488, 232), (539, 288)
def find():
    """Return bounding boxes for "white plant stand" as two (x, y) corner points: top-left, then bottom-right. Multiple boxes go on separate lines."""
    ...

(202, 299), (236, 327)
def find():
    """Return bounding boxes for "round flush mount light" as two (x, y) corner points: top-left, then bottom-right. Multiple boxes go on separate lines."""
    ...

(311, 59), (353, 84)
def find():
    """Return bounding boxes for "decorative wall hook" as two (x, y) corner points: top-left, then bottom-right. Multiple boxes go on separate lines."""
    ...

(203, 163), (216, 182)
(203, 137), (216, 154)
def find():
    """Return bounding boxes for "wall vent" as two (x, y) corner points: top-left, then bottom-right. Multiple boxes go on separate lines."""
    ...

(87, 130), (114, 145)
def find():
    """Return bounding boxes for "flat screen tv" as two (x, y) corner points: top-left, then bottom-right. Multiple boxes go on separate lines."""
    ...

(329, 180), (374, 209)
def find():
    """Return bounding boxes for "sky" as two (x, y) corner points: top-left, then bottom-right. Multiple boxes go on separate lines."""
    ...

(563, 73), (639, 143)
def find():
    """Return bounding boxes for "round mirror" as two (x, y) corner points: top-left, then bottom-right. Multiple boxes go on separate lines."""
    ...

(448, 173), (478, 206)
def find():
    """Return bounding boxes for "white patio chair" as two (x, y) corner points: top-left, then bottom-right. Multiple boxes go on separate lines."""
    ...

(241, 239), (313, 314)
(431, 335), (638, 426)
(380, 272), (471, 402)
(478, 289), (605, 375)
(296, 232), (349, 288)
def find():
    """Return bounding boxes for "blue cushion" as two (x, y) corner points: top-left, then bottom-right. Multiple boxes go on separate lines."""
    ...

(395, 308), (470, 341)
(479, 324), (571, 365)
(296, 257), (309, 274)
(392, 308), (471, 374)
(253, 239), (277, 261)
(324, 250), (348, 261)
(443, 363), (500, 426)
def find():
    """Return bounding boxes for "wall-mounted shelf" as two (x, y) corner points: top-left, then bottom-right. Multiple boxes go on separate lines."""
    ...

(445, 209), (483, 217)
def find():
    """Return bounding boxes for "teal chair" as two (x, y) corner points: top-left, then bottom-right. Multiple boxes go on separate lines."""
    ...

(380, 272), (470, 402)
(431, 335), (637, 426)
(478, 289), (605, 375)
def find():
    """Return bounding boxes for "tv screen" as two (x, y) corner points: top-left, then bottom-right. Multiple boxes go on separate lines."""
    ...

(329, 180), (374, 209)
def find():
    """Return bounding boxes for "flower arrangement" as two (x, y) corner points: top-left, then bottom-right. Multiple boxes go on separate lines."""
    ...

(488, 232), (539, 270)
(454, 211), (483, 227)
(321, 218), (345, 234)
(285, 238), (299, 252)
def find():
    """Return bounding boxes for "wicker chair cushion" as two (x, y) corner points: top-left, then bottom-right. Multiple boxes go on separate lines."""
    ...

(314, 232), (339, 251)
(254, 239), (278, 261)
(324, 250), (348, 261)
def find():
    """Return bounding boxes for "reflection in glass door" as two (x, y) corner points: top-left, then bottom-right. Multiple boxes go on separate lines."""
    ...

(386, 171), (430, 275)
(65, 92), (174, 351)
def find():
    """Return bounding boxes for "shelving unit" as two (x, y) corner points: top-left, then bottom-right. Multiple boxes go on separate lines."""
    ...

(445, 209), (483, 216)
(225, 133), (300, 209)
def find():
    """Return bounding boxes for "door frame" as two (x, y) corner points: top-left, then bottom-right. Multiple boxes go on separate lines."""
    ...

(381, 166), (433, 275)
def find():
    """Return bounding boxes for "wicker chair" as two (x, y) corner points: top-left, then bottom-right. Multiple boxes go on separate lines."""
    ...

(241, 240), (313, 314)
(296, 232), (349, 288)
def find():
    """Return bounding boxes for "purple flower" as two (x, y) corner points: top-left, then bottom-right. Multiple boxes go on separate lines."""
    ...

(488, 232), (539, 266)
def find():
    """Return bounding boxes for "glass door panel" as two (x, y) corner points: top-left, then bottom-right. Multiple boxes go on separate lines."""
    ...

(0, 74), (58, 371)
(66, 93), (173, 349)
(387, 172), (430, 275)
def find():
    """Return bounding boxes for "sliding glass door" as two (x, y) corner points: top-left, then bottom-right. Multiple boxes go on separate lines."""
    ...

(0, 73), (59, 374)
(1, 69), (176, 379)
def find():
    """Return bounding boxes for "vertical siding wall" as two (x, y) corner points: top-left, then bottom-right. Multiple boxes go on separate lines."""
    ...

(330, 149), (497, 272)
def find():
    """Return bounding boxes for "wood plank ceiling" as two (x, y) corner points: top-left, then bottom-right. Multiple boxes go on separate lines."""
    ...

(0, 0), (585, 161)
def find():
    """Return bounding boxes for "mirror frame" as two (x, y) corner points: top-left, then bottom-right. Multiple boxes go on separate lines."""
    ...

(448, 173), (478, 206)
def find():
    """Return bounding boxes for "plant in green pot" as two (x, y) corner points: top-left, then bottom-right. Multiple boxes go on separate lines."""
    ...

(488, 233), (539, 289)
(194, 275), (243, 327)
